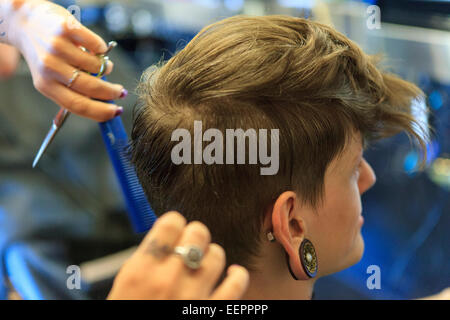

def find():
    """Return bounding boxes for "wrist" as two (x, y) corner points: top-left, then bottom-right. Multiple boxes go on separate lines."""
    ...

(0, 0), (30, 47)
(0, 0), (10, 44)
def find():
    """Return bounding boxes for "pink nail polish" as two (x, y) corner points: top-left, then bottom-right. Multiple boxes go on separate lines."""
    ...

(114, 107), (124, 117)
(120, 88), (128, 99)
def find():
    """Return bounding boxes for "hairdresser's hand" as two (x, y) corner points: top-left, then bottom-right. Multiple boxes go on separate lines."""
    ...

(108, 212), (250, 300)
(419, 288), (450, 300)
(6, 0), (126, 121)
(0, 44), (20, 79)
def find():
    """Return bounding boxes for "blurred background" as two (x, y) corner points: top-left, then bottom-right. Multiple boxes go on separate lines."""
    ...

(0, 0), (448, 299)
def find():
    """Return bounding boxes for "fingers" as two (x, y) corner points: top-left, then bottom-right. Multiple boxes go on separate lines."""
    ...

(135, 211), (186, 258)
(105, 60), (114, 76)
(210, 265), (250, 300)
(165, 221), (212, 273)
(109, 210), (250, 300)
(64, 21), (108, 55)
(177, 221), (212, 250)
(62, 65), (124, 101)
(190, 243), (226, 295)
(40, 54), (125, 101)
(143, 215), (248, 300)
(200, 244), (226, 282)
(51, 37), (105, 74)
(36, 81), (123, 122)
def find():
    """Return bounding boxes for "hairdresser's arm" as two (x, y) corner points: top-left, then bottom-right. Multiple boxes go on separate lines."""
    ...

(108, 212), (250, 300)
(0, 0), (125, 121)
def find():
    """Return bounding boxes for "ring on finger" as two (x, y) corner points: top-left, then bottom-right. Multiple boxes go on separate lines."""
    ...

(173, 245), (204, 270)
(67, 69), (80, 88)
(93, 55), (109, 78)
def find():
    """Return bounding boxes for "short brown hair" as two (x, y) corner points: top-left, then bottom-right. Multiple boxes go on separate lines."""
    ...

(131, 15), (428, 269)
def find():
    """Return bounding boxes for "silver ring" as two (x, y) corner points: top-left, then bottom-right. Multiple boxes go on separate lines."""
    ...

(173, 245), (204, 270)
(67, 69), (80, 88)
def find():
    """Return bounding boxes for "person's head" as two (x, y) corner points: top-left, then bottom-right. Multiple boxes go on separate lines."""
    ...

(131, 15), (427, 297)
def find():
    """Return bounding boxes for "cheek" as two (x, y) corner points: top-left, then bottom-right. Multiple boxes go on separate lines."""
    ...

(326, 184), (361, 236)
(312, 183), (363, 273)
(336, 183), (362, 246)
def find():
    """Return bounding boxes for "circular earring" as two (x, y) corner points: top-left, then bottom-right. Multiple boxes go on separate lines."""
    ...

(299, 239), (318, 278)
(286, 238), (318, 280)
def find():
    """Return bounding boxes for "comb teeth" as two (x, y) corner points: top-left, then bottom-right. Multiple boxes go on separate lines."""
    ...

(99, 118), (157, 234)
(115, 140), (156, 232)
(121, 163), (155, 226)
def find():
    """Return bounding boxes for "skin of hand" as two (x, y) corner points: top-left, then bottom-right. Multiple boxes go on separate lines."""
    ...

(419, 288), (450, 300)
(0, 43), (20, 79)
(108, 212), (250, 300)
(2, 0), (126, 121)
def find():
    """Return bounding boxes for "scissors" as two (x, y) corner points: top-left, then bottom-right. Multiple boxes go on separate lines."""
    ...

(32, 41), (118, 168)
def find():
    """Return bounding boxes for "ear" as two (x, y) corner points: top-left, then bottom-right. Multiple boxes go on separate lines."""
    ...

(270, 191), (310, 280)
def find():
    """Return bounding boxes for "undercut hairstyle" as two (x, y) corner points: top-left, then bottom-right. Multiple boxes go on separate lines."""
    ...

(130, 15), (428, 270)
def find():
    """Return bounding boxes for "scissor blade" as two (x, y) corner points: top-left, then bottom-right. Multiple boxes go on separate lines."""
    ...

(32, 123), (58, 168)
(31, 41), (117, 169)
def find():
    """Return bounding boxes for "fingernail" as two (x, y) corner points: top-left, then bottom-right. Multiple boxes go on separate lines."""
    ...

(114, 106), (124, 117)
(106, 60), (113, 70)
(119, 88), (128, 99)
